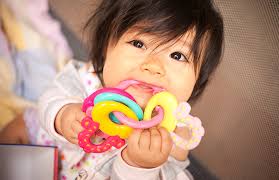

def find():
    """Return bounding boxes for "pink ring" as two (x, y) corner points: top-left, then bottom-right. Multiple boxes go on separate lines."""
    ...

(113, 106), (164, 129)
(82, 88), (136, 112)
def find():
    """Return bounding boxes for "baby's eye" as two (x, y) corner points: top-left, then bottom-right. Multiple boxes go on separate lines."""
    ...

(170, 52), (188, 62)
(129, 40), (145, 49)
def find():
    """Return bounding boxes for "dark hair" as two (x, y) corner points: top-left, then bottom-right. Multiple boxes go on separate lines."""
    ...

(85, 0), (223, 101)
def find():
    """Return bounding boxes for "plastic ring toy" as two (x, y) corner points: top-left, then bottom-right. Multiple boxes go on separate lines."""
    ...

(94, 92), (143, 123)
(144, 91), (178, 132)
(113, 106), (164, 129)
(92, 101), (139, 139)
(82, 88), (136, 112)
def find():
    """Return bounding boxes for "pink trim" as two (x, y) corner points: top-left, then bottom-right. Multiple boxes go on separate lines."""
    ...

(53, 148), (58, 180)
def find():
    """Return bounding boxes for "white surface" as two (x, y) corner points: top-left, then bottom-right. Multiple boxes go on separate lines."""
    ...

(0, 145), (56, 180)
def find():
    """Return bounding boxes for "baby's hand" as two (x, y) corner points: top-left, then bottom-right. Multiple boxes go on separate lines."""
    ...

(55, 103), (86, 144)
(122, 127), (173, 168)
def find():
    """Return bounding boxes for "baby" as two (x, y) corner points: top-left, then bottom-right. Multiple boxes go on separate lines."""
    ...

(1, 0), (223, 179)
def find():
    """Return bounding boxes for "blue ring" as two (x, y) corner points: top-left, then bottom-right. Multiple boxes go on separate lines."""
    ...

(94, 92), (143, 123)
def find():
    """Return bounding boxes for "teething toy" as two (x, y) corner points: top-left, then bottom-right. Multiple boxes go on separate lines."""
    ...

(78, 81), (205, 153)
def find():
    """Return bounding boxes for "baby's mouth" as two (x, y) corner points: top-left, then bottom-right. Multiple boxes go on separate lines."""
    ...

(116, 79), (164, 95)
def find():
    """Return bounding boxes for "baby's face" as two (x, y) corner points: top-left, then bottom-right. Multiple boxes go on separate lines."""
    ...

(103, 29), (198, 108)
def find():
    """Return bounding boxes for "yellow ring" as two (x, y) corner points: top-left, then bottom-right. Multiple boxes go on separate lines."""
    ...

(143, 92), (178, 132)
(92, 101), (138, 139)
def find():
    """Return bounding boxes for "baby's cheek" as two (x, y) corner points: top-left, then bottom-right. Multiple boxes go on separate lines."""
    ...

(171, 86), (194, 102)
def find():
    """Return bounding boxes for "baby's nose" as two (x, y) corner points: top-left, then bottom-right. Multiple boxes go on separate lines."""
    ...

(140, 56), (165, 77)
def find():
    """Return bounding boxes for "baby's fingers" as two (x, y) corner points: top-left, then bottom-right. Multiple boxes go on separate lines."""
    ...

(127, 129), (143, 151)
(150, 127), (162, 151)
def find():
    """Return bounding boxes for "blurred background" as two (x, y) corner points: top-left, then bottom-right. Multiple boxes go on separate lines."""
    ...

(1, 0), (278, 179)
